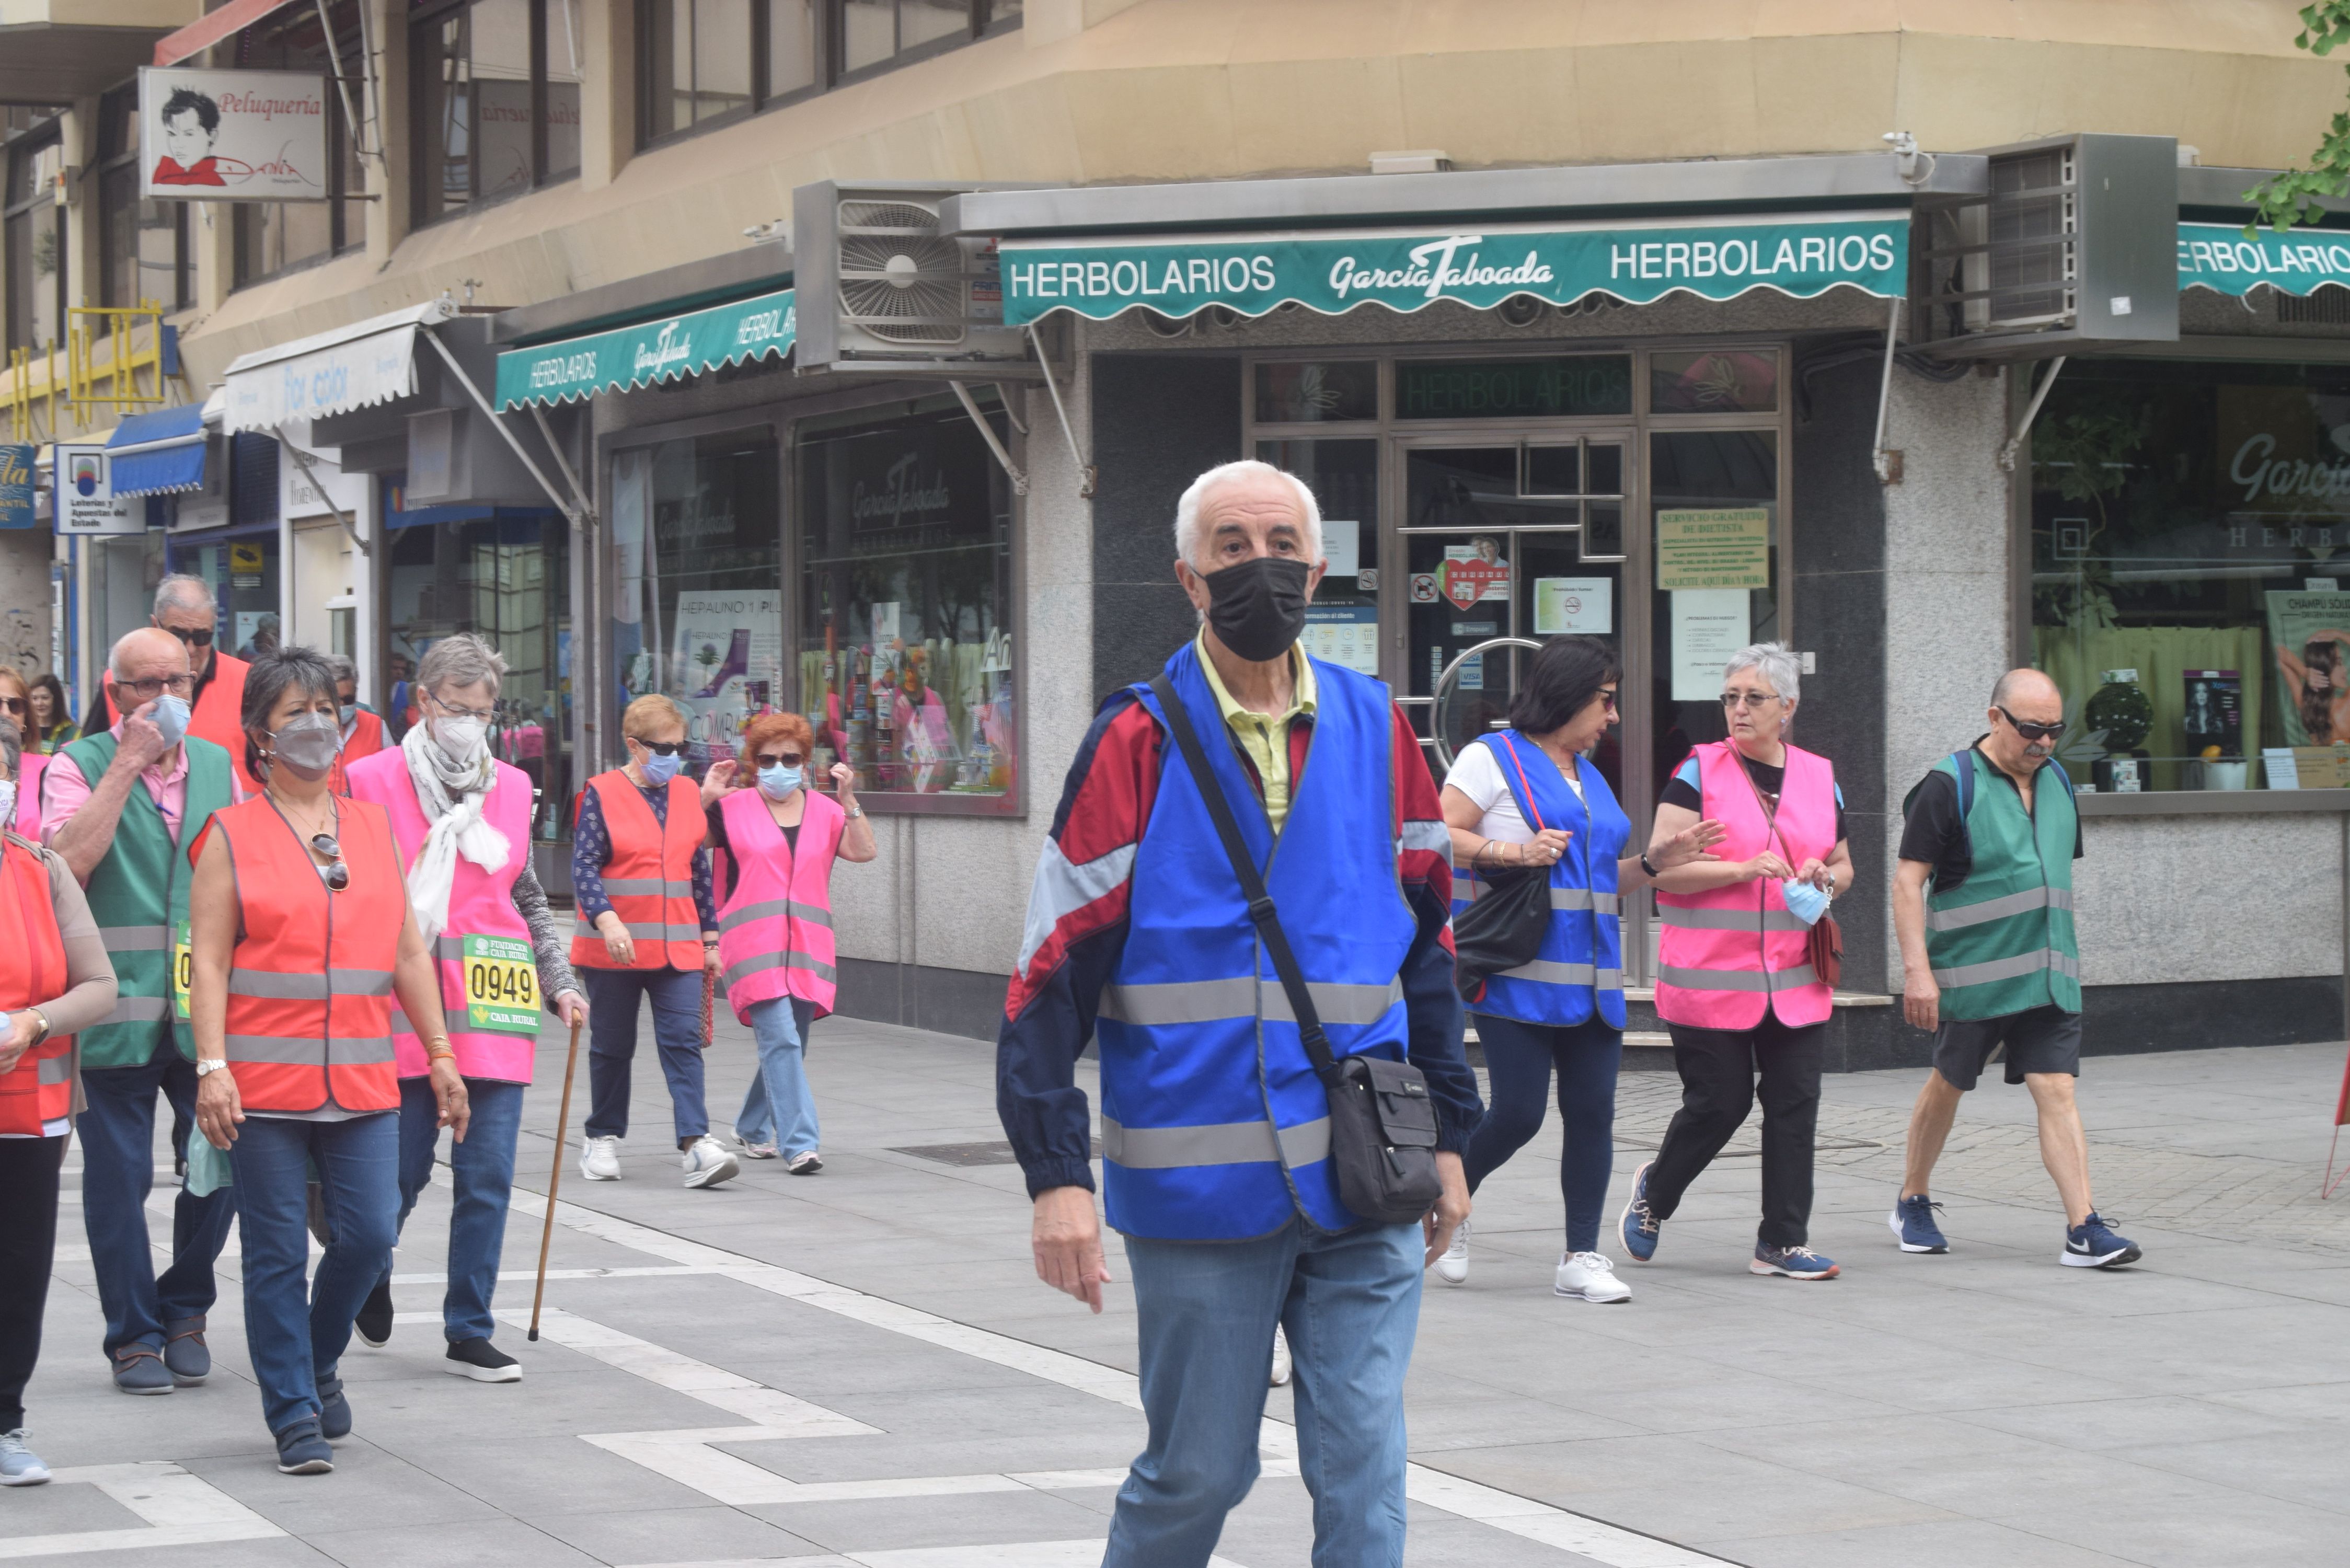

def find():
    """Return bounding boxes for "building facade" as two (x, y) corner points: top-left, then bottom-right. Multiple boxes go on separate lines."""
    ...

(5, 2), (2348, 1059)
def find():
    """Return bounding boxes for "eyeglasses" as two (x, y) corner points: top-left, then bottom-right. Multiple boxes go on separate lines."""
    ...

(1997, 706), (2066, 743)
(159, 624), (215, 648)
(1720, 691), (1780, 710)
(753, 752), (807, 769)
(113, 674), (194, 701)
(634, 739), (685, 757)
(424, 691), (495, 724)
(309, 833), (351, 893)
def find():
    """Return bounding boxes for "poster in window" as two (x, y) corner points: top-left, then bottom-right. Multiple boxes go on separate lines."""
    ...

(671, 591), (784, 770)
(1670, 589), (1749, 701)
(139, 68), (331, 202)
(2265, 591), (2350, 745)
(1301, 604), (1378, 675)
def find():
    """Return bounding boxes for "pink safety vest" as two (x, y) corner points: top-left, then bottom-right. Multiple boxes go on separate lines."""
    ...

(1653, 740), (1836, 1031)
(714, 786), (843, 1024)
(344, 748), (539, 1082)
(16, 752), (41, 837)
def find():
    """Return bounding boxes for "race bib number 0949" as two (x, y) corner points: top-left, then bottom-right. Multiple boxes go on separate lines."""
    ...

(173, 919), (192, 1021)
(462, 935), (540, 1035)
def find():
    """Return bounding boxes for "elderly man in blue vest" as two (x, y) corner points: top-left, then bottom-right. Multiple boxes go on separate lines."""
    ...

(998, 458), (1479, 1567)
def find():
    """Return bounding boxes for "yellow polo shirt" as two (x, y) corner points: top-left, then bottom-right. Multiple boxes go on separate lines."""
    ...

(1195, 630), (1318, 830)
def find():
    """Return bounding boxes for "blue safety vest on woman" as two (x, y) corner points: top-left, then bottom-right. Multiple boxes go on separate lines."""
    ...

(1454, 731), (1629, 1030)
(1098, 641), (1420, 1241)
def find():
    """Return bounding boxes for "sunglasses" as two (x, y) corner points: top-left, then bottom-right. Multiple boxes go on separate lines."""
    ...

(310, 833), (351, 893)
(161, 625), (216, 648)
(634, 739), (685, 757)
(0, 696), (20, 717)
(1997, 706), (2066, 743)
(753, 752), (807, 769)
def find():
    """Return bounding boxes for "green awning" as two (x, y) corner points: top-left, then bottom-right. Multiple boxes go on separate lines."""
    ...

(494, 288), (796, 409)
(2179, 221), (2350, 296)
(1000, 213), (1907, 326)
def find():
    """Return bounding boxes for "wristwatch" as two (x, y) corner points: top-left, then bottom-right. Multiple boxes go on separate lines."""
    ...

(843, 804), (864, 820)
(194, 1057), (231, 1077)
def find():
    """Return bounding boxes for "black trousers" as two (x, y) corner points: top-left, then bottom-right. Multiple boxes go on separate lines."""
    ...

(0, 1134), (68, 1430)
(1644, 1012), (1825, 1250)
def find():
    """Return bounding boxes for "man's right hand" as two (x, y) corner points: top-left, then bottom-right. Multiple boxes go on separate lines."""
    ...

(1031, 1185), (1112, 1313)
(116, 700), (171, 773)
(595, 911), (637, 966)
(1904, 970), (1940, 1032)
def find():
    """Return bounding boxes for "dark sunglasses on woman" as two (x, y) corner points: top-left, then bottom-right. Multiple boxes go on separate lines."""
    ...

(310, 834), (351, 892)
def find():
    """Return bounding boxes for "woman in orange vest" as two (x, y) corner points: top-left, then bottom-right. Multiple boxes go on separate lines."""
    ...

(187, 648), (469, 1477)
(569, 694), (734, 1191)
(0, 717), (119, 1486)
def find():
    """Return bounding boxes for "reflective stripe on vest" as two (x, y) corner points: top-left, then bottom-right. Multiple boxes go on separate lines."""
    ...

(348, 751), (541, 1082)
(712, 787), (844, 1023)
(211, 795), (406, 1113)
(570, 773), (706, 973)
(1918, 752), (2082, 1021)
(62, 732), (233, 1068)
(1093, 645), (1419, 1242)
(1653, 741), (1836, 1031)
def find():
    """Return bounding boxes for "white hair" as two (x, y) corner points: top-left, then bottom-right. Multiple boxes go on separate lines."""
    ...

(417, 632), (508, 700)
(1172, 459), (1323, 574)
(153, 573), (215, 618)
(1725, 641), (1801, 706)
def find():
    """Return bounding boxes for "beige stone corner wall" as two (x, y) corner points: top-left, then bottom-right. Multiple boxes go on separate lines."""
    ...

(168, 0), (2348, 382)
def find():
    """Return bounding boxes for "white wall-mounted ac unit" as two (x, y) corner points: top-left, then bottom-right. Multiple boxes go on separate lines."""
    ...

(792, 182), (1039, 377)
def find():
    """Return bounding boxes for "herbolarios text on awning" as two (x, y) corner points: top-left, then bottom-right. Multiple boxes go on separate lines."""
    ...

(999, 212), (1908, 326)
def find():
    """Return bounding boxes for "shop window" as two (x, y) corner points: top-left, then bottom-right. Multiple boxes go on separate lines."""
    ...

(3, 123), (65, 356)
(413, 0), (584, 228)
(167, 531), (283, 661)
(636, 0), (1016, 148)
(610, 432), (784, 780)
(799, 398), (1017, 807)
(97, 88), (191, 312)
(2026, 358), (2350, 793)
(1259, 434), (1380, 687)
(384, 504), (575, 837)
(1649, 349), (1779, 414)
(1647, 429), (1779, 793)
(1254, 361), (1377, 424)
(231, 0), (367, 285)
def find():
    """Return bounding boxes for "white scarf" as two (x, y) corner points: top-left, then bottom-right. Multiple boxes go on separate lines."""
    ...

(400, 719), (510, 940)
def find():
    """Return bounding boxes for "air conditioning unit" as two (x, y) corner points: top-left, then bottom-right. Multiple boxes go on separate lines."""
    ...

(792, 182), (1040, 376)
(1914, 133), (2179, 356)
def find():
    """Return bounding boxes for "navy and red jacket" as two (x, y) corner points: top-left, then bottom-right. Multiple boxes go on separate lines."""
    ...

(996, 676), (1481, 1201)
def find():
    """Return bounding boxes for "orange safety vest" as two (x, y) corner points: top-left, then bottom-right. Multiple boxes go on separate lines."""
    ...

(0, 832), (74, 1136)
(202, 795), (405, 1114)
(569, 771), (706, 972)
(328, 710), (387, 797)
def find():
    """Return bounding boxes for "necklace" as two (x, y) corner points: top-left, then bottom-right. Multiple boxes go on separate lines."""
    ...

(270, 787), (337, 843)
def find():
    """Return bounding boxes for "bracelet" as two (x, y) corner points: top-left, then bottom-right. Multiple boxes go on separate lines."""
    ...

(1640, 852), (1660, 879)
(424, 1036), (456, 1060)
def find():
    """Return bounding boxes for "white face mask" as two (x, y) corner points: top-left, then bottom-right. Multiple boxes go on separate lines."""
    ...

(0, 779), (14, 826)
(432, 714), (489, 763)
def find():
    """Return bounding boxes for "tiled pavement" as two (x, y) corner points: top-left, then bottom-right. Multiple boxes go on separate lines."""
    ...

(6, 1013), (2349, 1566)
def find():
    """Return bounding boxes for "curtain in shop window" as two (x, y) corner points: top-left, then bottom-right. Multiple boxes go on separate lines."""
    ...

(2033, 624), (2267, 792)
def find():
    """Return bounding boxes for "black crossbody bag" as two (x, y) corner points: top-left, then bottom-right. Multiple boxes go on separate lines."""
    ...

(1149, 674), (1443, 1227)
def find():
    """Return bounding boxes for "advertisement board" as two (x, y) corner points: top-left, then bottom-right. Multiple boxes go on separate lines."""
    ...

(139, 68), (331, 202)
(54, 445), (142, 535)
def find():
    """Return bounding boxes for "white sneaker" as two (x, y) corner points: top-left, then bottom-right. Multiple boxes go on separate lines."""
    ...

(0, 1428), (49, 1485)
(1434, 1218), (1470, 1284)
(1555, 1251), (1632, 1303)
(580, 1135), (621, 1182)
(682, 1135), (740, 1190)
(1269, 1324), (1292, 1387)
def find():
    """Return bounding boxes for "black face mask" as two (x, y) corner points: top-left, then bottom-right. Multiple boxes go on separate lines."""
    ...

(1201, 556), (1311, 663)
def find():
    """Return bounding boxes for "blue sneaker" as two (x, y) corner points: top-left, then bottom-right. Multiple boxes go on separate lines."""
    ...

(2061, 1212), (2141, 1269)
(0, 1429), (50, 1486)
(274, 1418), (333, 1475)
(1751, 1243), (1840, 1279)
(1619, 1161), (1660, 1262)
(316, 1375), (351, 1441)
(1888, 1194), (1948, 1253)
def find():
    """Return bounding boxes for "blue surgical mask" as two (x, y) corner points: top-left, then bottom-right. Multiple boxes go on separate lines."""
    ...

(640, 751), (684, 785)
(758, 764), (804, 800)
(152, 693), (191, 747)
(1780, 878), (1830, 927)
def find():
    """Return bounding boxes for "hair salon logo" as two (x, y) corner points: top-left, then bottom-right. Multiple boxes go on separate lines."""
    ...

(852, 452), (951, 528)
(631, 321), (697, 380)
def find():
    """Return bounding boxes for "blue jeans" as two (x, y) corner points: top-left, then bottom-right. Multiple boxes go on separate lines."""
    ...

(75, 1035), (236, 1358)
(734, 997), (819, 1155)
(228, 1111), (399, 1437)
(1461, 1012), (1623, 1254)
(377, 1077), (525, 1343)
(1107, 1218), (1422, 1568)
(582, 966), (708, 1144)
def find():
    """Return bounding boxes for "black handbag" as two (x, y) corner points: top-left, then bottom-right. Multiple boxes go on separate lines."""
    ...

(1451, 733), (1557, 1004)
(1149, 674), (1444, 1227)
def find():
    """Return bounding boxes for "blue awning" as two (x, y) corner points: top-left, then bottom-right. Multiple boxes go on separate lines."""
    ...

(106, 404), (210, 499)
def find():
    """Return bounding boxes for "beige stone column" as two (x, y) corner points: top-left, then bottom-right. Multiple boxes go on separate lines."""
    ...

(580, 0), (633, 192)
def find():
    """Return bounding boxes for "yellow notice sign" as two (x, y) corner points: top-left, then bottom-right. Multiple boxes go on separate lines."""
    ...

(1656, 508), (1770, 591)
(229, 542), (264, 573)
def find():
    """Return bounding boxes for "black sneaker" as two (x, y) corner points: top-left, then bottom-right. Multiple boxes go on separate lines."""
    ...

(354, 1281), (394, 1348)
(274, 1418), (333, 1475)
(445, 1337), (522, 1383)
(316, 1375), (351, 1440)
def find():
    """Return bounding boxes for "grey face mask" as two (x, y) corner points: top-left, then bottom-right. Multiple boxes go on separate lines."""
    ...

(268, 712), (343, 781)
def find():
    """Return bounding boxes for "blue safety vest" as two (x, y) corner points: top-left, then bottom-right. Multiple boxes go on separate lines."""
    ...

(1454, 731), (1628, 1029)
(1099, 642), (1419, 1241)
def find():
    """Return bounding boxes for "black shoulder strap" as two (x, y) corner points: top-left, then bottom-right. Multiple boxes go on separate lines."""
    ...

(1148, 673), (1340, 1087)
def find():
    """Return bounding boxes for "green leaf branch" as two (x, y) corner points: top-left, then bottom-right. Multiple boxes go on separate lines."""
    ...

(2245, 2), (2350, 235)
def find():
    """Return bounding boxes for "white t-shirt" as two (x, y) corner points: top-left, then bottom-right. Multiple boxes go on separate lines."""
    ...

(1443, 737), (1585, 847)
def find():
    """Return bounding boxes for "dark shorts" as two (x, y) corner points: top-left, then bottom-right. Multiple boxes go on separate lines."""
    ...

(1933, 1005), (2081, 1090)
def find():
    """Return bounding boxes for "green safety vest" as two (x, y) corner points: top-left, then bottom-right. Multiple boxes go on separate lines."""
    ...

(59, 732), (235, 1068)
(1907, 748), (2080, 1021)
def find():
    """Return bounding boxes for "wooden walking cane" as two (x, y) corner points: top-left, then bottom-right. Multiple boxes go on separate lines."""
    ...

(527, 1012), (585, 1342)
